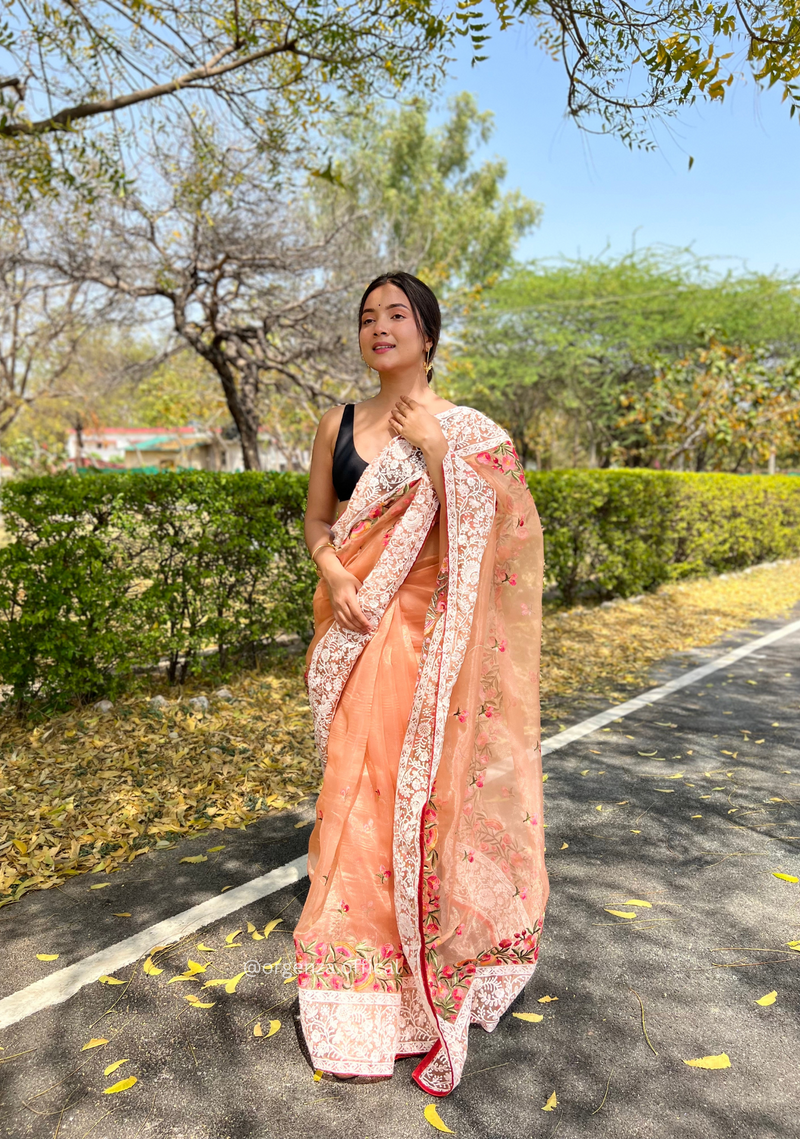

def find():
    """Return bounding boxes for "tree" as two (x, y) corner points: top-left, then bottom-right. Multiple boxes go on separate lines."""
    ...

(616, 339), (800, 472)
(45, 98), (538, 470)
(313, 93), (541, 305)
(0, 229), (129, 439)
(0, 0), (450, 210)
(3, 0), (800, 214)
(447, 249), (800, 467)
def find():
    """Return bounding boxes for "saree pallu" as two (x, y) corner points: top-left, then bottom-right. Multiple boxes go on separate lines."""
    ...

(295, 406), (549, 1096)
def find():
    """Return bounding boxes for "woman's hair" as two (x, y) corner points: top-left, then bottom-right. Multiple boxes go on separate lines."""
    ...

(358, 271), (441, 382)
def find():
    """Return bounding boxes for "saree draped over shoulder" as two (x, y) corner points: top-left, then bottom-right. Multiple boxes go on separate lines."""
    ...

(295, 406), (549, 1096)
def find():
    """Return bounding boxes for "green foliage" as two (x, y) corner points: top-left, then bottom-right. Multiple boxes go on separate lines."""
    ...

(0, 471), (315, 708)
(315, 93), (541, 300)
(448, 250), (800, 467)
(528, 469), (800, 605)
(2, 467), (798, 707)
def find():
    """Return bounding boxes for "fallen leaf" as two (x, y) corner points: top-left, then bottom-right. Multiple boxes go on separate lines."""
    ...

(142, 956), (163, 976)
(263, 919), (283, 939)
(560, 842), (569, 850)
(605, 909), (637, 919)
(624, 899), (652, 907)
(207, 845), (224, 852)
(179, 855), (207, 864)
(542, 1091), (558, 1111)
(36, 953), (59, 961)
(638, 751), (658, 757)
(294, 820), (310, 828)
(773, 872), (799, 883)
(691, 814), (703, 819)
(537, 995), (558, 1003)
(98, 975), (126, 985)
(113, 912), (131, 917)
(167, 960), (208, 983)
(755, 991), (777, 1006)
(82, 1038), (109, 1051)
(104, 1059), (130, 1076)
(654, 789), (675, 793)
(266, 1019), (281, 1038)
(188, 1000), (216, 1008)
(197, 943), (215, 952)
(513, 1012), (544, 1023)
(202, 971), (246, 993)
(253, 1022), (263, 1036)
(89, 884), (110, 890)
(103, 1076), (138, 1093)
(225, 929), (243, 945)
(683, 1053), (731, 1069)
(580, 769), (589, 776)
(283, 975), (297, 984)
(424, 1103), (455, 1132)
(246, 922), (257, 933)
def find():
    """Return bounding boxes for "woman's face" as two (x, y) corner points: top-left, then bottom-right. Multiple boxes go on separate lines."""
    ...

(359, 282), (431, 376)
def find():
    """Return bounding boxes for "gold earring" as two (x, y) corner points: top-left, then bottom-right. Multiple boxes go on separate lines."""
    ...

(424, 349), (433, 378)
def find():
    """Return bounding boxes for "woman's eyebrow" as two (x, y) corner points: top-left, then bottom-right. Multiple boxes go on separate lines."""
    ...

(362, 303), (410, 314)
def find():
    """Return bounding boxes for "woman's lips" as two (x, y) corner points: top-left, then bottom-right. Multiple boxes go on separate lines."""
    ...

(372, 344), (394, 353)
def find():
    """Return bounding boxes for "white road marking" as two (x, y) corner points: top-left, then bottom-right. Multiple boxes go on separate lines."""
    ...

(541, 616), (800, 755)
(0, 855), (307, 1031)
(2, 616), (798, 1032)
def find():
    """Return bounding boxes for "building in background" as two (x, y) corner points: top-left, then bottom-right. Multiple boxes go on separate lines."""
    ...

(65, 426), (303, 473)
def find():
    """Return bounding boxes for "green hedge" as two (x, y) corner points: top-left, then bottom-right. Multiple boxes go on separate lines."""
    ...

(0, 471), (315, 707)
(527, 469), (800, 604)
(1, 468), (798, 707)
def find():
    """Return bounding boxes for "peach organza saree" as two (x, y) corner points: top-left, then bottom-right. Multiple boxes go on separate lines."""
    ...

(294, 406), (549, 1095)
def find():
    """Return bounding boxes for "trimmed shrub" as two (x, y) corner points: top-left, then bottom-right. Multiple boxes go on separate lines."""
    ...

(0, 471), (315, 707)
(1, 468), (799, 705)
(527, 469), (800, 604)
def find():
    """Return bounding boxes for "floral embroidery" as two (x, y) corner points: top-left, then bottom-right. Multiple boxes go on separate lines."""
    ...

(295, 937), (408, 993)
(475, 441), (527, 485)
(376, 864), (392, 884)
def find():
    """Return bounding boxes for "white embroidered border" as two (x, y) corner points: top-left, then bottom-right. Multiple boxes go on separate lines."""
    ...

(393, 450), (499, 1092)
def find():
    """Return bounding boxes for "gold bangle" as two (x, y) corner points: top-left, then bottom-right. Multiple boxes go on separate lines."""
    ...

(310, 539), (334, 562)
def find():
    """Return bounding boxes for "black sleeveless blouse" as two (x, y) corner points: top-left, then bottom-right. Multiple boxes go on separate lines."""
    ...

(332, 403), (369, 502)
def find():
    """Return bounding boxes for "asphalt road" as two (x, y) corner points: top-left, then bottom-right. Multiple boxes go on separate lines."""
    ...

(1, 611), (798, 1139)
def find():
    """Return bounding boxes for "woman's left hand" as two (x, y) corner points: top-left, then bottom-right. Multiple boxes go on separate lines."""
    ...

(388, 397), (445, 452)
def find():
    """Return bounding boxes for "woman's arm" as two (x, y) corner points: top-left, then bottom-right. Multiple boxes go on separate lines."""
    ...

(305, 409), (372, 634)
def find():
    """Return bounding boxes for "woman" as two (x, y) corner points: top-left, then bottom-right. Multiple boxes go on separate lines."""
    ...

(294, 271), (549, 1096)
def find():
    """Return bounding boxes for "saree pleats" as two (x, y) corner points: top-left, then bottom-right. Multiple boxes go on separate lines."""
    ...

(296, 407), (549, 1092)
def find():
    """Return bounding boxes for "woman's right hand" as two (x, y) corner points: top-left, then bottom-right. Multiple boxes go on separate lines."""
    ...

(323, 562), (372, 634)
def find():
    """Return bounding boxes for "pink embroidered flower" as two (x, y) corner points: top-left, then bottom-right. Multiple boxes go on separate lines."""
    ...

(497, 639), (508, 652)
(520, 602), (531, 616)
(452, 986), (466, 1003)
(501, 833), (512, 848)
(476, 731), (489, 748)
(338, 945), (353, 959)
(426, 873), (440, 892)
(380, 942), (395, 959)
(373, 982), (383, 992)
(297, 972), (310, 987)
(519, 887), (528, 901)
(442, 964), (455, 978)
(369, 505), (383, 519)
(499, 938), (513, 949)
(463, 962), (476, 975)
(501, 786), (511, 798)
(314, 942), (328, 957)
(463, 849), (475, 863)
(457, 708), (467, 722)
(510, 850), (525, 867)
(455, 924), (465, 936)
(436, 595), (447, 612)
(486, 818), (503, 831)
(425, 918), (439, 934)
(508, 573), (517, 586)
(339, 785), (350, 799)
(339, 900), (349, 913)
(479, 841), (491, 852)
(475, 777), (484, 789)
(476, 451), (493, 465)
(330, 975), (343, 990)
(501, 453), (516, 470)
(484, 705), (494, 719)
(462, 803), (473, 816)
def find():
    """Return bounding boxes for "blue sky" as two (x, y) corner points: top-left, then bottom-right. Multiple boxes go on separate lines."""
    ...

(438, 26), (800, 276)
